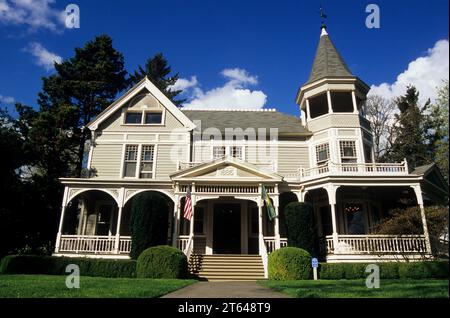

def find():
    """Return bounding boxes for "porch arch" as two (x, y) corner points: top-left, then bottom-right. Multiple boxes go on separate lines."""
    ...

(67, 188), (120, 206)
(123, 188), (175, 205)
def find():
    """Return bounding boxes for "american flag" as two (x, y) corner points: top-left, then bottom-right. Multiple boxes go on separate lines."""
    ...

(183, 188), (193, 221)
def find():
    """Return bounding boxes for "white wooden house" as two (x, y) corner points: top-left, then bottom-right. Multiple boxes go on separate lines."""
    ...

(53, 26), (448, 280)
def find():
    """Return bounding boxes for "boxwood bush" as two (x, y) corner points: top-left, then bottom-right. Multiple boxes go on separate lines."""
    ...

(0, 255), (136, 278)
(268, 247), (311, 280)
(319, 260), (448, 279)
(136, 245), (188, 278)
(284, 202), (315, 254)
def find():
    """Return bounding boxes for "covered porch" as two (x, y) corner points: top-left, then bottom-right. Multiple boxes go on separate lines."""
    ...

(304, 182), (433, 262)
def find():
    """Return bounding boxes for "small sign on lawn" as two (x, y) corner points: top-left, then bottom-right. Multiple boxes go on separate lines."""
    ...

(311, 258), (318, 280)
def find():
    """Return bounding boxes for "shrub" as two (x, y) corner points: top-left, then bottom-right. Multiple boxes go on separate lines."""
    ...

(398, 260), (449, 279)
(130, 192), (170, 259)
(319, 261), (448, 279)
(0, 255), (136, 278)
(136, 245), (187, 278)
(268, 247), (311, 280)
(284, 202), (315, 254)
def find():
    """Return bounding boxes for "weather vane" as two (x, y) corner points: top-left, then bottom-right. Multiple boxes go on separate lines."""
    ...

(319, 5), (327, 28)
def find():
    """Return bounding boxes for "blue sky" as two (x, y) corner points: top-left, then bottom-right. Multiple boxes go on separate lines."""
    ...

(0, 0), (448, 116)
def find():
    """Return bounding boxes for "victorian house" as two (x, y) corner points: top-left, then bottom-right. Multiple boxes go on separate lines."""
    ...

(53, 26), (447, 280)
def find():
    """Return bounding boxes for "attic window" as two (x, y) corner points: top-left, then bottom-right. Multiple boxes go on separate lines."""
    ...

(125, 112), (142, 124)
(144, 112), (163, 124)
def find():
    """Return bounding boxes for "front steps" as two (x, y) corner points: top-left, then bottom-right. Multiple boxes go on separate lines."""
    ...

(195, 254), (265, 281)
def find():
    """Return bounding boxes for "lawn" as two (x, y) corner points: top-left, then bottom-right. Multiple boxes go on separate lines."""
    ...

(0, 275), (196, 298)
(260, 279), (449, 298)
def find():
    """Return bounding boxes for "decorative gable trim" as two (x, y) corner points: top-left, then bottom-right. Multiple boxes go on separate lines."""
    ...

(170, 156), (283, 181)
(86, 77), (195, 131)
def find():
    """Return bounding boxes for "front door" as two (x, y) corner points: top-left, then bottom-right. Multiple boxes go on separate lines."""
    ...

(213, 203), (241, 254)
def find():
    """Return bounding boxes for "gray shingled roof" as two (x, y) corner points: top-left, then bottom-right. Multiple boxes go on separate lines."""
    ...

(181, 110), (311, 135)
(306, 32), (354, 85)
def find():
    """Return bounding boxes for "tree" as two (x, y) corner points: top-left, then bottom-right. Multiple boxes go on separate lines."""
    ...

(284, 202), (315, 254)
(383, 86), (432, 168)
(374, 206), (448, 258)
(429, 80), (449, 182)
(37, 34), (129, 177)
(364, 95), (397, 161)
(129, 192), (170, 259)
(129, 53), (185, 106)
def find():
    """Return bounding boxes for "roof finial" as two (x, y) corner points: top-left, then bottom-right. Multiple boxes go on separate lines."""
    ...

(319, 5), (328, 36)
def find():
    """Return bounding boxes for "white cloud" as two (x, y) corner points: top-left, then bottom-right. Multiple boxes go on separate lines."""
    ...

(0, 94), (15, 104)
(369, 39), (449, 103)
(170, 76), (198, 91)
(0, 0), (65, 32)
(24, 42), (62, 71)
(182, 68), (267, 109)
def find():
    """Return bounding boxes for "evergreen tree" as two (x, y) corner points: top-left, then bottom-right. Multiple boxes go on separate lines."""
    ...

(129, 192), (170, 259)
(384, 86), (432, 169)
(129, 53), (185, 106)
(37, 34), (129, 177)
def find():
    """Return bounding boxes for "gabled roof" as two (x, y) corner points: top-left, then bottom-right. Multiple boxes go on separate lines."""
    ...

(305, 27), (355, 85)
(86, 77), (195, 131)
(170, 156), (283, 182)
(181, 110), (311, 135)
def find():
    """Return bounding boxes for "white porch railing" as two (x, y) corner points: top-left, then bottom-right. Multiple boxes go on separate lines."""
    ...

(326, 234), (428, 255)
(177, 235), (194, 260)
(259, 235), (269, 278)
(59, 235), (132, 254)
(263, 237), (288, 254)
(285, 160), (409, 181)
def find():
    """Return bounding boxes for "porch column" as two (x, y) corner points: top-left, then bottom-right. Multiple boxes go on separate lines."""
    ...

(412, 185), (432, 254)
(274, 186), (280, 250)
(172, 194), (181, 248)
(114, 188), (125, 254)
(326, 185), (339, 251)
(55, 187), (69, 253)
(258, 183), (264, 255)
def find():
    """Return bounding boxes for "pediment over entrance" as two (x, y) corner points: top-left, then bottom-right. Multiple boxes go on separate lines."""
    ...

(170, 156), (283, 182)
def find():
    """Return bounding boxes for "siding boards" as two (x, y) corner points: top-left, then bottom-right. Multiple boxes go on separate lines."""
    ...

(90, 144), (123, 178)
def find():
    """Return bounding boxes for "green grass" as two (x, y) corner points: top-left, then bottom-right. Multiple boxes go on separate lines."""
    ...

(0, 275), (196, 298)
(260, 279), (449, 298)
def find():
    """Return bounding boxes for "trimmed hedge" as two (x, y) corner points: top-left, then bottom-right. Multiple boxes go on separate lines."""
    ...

(0, 255), (136, 278)
(136, 245), (188, 279)
(268, 247), (311, 280)
(319, 260), (448, 280)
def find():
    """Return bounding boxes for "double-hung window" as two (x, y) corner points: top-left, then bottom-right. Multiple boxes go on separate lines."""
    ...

(315, 143), (330, 165)
(340, 141), (357, 163)
(140, 145), (155, 178)
(124, 145), (138, 177)
(124, 110), (163, 125)
(231, 146), (243, 160)
(123, 144), (155, 178)
(212, 146), (226, 159)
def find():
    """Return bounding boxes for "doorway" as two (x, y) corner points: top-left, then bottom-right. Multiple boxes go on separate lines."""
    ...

(213, 203), (241, 254)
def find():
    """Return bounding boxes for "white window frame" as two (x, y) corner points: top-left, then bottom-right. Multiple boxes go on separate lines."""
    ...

(212, 146), (226, 160)
(230, 146), (244, 160)
(122, 109), (166, 126)
(123, 144), (139, 178)
(315, 143), (330, 165)
(122, 144), (157, 179)
(339, 140), (357, 163)
(139, 145), (156, 178)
